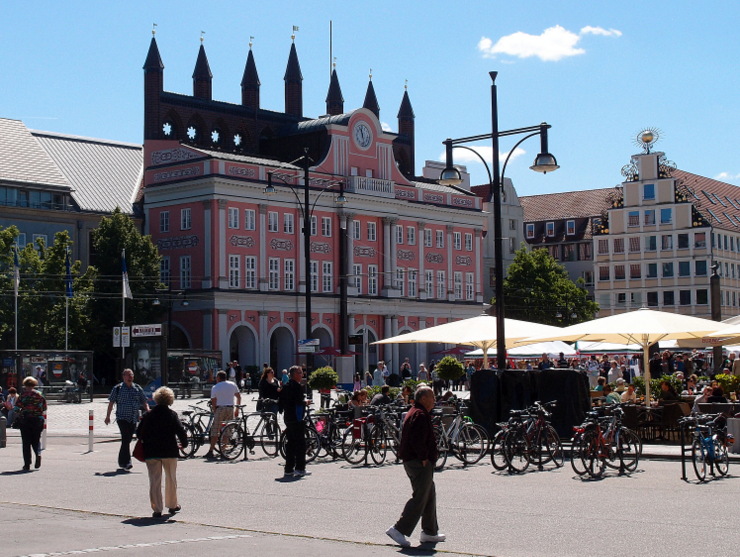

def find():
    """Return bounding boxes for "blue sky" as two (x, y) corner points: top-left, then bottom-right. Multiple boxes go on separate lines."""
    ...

(2, 1), (739, 197)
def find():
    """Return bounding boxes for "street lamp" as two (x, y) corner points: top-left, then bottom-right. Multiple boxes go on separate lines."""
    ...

(439, 71), (558, 372)
(153, 286), (186, 351)
(265, 148), (347, 370)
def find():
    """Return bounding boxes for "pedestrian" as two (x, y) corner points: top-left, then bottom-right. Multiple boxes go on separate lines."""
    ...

(104, 368), (149, 471)
(15, 376), (47, 471)
(136, 386), (187, 518)
(278, 365), (310, 480)
(205, 370), (241, 460)
(386, 386), (445, 547)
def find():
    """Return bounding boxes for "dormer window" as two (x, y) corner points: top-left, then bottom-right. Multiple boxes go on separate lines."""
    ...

(643, 184), (655, 201)
(566, 220), (575, 235)
(526, 223), (535, 239)
(546, 222), (555, 237)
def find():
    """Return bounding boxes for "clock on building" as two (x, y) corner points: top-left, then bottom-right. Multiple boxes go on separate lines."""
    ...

(353, 121), (373, 150)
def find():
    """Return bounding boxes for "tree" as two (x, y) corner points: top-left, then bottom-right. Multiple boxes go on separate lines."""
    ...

(88, 208), (163, 372)
(0, 227), (95, 350)
(499, 246), (599, 327)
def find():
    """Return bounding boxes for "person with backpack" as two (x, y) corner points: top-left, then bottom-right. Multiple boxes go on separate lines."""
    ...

(105, 368), (149, 471)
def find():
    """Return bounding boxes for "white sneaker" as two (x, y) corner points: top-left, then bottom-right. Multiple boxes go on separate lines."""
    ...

(420, 532), (446, 543)
(386, 527), (411, 548)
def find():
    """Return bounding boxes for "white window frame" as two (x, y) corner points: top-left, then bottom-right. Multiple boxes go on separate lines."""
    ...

(454, 232), (462, 250)
(546, 222), (555, 237)
(454, 271), (463, 299)
(322, 261), (333, 292)
(268, 211), (279, 233)
(180, 208), (191, 230)
(436, 230), (444, 248)
(322, 217), (332, 237)
(425, 270), (434, 298)
(352, 220), (361, 240)
(284, 213), (294, 234)
(160, 256), (170, 285)
(179, 255), (191, 288)
(465, 233), (473, 251)
(396, 268), (405, 296)
(160, 210), (170, 233)
(228, 207), (239, 229)
(268, 258), (280, 290)
(424, 228), (433, 247)
(526, 223), (535, 239)
(396, 224), (404, 244)
(352, 263), (362, 294)
(245, 209), (256, 231)
(228, 255), (240, 288)
(437, 270), (446, 299)
(311, 215), (318, 237)
(245, 256), (256, 289)
(368, 265), (378, 295)
(407, 226), (416, 246)
(310, 261), (319, 292)
(284, 259), (295, 291)
(367, 222), (377, 242)
(408, 270), (417, 297)
(465, 272), (474, 300)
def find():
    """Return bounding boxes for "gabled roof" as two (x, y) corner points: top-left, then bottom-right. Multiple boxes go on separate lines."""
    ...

(673, 169), (740, 232)
(32, 131), (142, 213)
(520, 188), (612, 222)
(0, 118), (69, 188)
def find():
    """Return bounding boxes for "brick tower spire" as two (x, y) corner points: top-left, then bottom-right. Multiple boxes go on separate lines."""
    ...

(143, 34), (164, 140)
(363, 72), (380, 119)
(241, 41), (260, 110)
(325, 68), (344, 116)
(284, 41), (303, 118)
(193, 41), (213, 100)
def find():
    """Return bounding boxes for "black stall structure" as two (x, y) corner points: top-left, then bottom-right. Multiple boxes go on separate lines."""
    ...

(468, 368), (591, 438)
(0, 350), (94, 401)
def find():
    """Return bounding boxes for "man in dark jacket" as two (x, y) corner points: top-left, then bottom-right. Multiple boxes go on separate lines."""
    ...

(278, 365), (309, 479)
(386, 386), (445, 547)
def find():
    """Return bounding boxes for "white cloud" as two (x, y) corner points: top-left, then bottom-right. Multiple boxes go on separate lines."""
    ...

(478, 24), (621, 62)
(380, 121), (392, 132)
(580, 26), (622, 37)
(438, 145), (526, 170)
(715, 172), (740, 182)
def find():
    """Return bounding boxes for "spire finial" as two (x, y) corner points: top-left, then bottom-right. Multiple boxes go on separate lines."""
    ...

(404, 79), (408, 91)
(369, 68), (373, 80)
(292, 25), (299, 42)
(333, 56), (337, 70)
(249, 35), (254, 49)
(200, 30), (206, 44)
(152, 23), (157, 36)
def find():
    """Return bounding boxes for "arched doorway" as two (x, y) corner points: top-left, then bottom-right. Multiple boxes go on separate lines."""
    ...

(229, 325), (257, 368)
(269, 326), (295, 374)
(355, 328), (378, 376)
(169, 324), (190, 349)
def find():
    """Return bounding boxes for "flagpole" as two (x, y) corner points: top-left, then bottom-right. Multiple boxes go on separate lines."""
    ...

(14, 245), (19, 382)
(65, 296), (69, 352)
(122, 251), (126, 361)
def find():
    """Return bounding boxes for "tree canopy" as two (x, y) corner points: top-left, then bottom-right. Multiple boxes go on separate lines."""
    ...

(499, 245), (599, 327)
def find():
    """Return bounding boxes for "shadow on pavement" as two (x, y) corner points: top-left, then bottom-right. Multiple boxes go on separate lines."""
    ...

(94, 469), (132, 477)
(122, 517), (177, 527)
(1, 469), (34, 475)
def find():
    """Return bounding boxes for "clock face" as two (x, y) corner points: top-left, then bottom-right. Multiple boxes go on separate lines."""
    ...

(353, 122), (372, 149)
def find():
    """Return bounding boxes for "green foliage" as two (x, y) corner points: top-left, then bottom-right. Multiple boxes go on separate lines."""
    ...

(307, 366), (339, 390)
(715, 374), (740, 394)
(435, 356), (464, 381)
(633, 374), (683, 398)
(501, 245), (599, 326)
(0, 228), (96, 350)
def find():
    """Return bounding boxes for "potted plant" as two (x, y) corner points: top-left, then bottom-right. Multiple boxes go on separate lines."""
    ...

(435, 356), (465, 382)
(307, 366), (339, 391)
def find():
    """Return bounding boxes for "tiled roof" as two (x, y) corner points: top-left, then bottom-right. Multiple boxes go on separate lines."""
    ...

(520, 188), (613, 221)
(410, 179), (476, 196)
(0, 118), (69, 188)
(185, 146), (297, 169)
(673, 169), (740, 232)
(33, 131), (142, 213)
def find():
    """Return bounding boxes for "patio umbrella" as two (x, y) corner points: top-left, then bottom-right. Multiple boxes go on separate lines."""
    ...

(524, 307), (725, 405)
(465, 340), (576, 359)
(432, 346), (473, 356)
(373, 315), (562, 369)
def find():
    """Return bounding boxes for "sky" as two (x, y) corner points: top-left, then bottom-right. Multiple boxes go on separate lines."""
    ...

(2, 1), (739, 197)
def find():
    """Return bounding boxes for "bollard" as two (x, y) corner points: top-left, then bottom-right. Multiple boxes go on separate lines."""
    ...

(88, 409), (94, 453)
(41, 409), (47, 451)
(0, 415), (6, 449)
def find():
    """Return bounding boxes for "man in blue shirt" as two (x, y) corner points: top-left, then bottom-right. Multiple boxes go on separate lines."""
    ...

(105, 368), (149, 470)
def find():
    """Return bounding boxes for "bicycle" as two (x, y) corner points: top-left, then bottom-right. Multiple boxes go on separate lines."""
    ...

(277, 406), (322, 464)
(490, 411), (526, 471)
(341, 405), (394, 466)
(432, 400), (489, 470)
(218, 401), (282, 460)
(678, 414), (732, 482)
(571, 404), (641, 479)
(501, 401), (563, 474)
(179, 399), (214, 458)
(311, 406), (354, 460)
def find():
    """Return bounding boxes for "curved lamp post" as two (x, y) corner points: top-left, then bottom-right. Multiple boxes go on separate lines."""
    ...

(439, 71), (559, 372)
(265, 148), (347, 370)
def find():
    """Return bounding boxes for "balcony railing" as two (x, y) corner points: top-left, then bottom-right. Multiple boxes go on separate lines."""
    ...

(346, 176), (395, 198)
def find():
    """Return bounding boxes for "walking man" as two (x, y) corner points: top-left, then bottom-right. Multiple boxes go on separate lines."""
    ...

(205, 370), (241, 459)
(278, 365), (310, 479)
(386, 386), (445, 547)
(105, 368), (149, 471)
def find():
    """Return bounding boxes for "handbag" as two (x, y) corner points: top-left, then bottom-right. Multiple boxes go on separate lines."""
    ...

(132, 439), (145, 462)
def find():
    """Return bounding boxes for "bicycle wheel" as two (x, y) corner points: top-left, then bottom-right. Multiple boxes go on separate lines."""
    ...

(503, 428), (530, 474)
(341, 427), (366, 465)
(570, 430), (589, 476)
(259, 417), (280, 458)
(369, 426), (388, 465)
(219, 423), (244, 460)
(385, 422), (401, 462)
(456, 423), (487, 465)
(538, 425), (564, 468)
(616, 428), (640, 473)
(581, 429), (606, 479)
(304, 426), (321, 464)
(178, 423), (197, 459)
(434, 425), (449, 471)
(490, 430), (509, 471)
(714, 438), (729, 477)
(691, 438), (707, 482)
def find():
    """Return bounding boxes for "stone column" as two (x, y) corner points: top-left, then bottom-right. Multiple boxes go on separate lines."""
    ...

(202, 200), (213, 289)
(258, 204), (268, 292)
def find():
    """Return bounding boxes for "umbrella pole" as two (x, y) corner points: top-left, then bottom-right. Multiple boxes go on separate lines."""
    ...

(643, 338), (651, 407)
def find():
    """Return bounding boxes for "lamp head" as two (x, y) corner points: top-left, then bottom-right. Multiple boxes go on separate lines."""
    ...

(530, 152), (559, 174)
(335, 193), (348, 205)
(152, 298), (161, 306)
(439, 166), (463, 186)
(264, 172), (277, 195)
